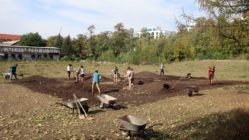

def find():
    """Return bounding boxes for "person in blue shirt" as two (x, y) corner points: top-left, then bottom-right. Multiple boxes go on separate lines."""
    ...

(92, 70), (101, 95)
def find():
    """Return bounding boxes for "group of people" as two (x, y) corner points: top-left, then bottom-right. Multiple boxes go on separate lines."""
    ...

(66, 64), (137, 95)
(159, 63), (216, 85)
(111, 66), (135, 90)
(67, 64), (87, 83)
(67, 63), (217, 95)
(66, 64), (101, 94)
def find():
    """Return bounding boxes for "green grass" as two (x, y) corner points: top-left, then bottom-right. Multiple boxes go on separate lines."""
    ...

(0, 60), (248, 80)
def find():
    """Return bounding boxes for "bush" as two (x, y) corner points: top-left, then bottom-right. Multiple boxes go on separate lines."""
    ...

(246, 54), (249, 60)
(98, 50), (116, 62)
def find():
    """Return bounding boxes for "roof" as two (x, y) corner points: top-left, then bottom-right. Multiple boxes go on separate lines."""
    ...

(0, 34), (21, 41)
(0, 40), (20, 46)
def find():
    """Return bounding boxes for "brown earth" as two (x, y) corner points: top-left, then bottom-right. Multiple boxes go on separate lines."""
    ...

(12, 71), (248, 107)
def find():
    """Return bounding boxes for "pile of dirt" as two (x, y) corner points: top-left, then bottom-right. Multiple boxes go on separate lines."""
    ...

(12, 72), (248, 107)
(135, 71), (161, 78)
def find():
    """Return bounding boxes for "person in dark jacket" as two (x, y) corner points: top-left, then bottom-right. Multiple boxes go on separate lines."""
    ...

(10, 64), (18, 80)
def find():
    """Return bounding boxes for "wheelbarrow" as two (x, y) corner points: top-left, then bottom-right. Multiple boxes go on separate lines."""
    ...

(66, 98), (89, 114)
(186, 86), (199, 97)
(119, 115), (147, 136)
(3, 72), (11, 80)
(97, 94), (117, 108)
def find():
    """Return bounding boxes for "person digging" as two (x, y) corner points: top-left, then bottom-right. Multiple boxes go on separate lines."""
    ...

(10, 64), (18, 80)
(208, 66), (215, 85)
(125, 67), (134, 90)
(91, 70), (101, 95)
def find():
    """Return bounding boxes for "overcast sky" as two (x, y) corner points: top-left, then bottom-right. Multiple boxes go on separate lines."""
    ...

(0, 0), (205, 38)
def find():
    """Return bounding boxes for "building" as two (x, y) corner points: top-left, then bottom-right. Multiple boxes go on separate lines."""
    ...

(0, 33), (60, 60)
(135, 27), (175, 39)
(0, 34), (21, 42)
(0, 45), (60, 60)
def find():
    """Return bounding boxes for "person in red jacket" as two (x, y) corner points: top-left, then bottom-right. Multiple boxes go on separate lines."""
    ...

(208, 66), (215, 85)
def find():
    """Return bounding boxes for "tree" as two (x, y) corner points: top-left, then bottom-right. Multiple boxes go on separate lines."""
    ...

(19, 32), (46, 46)
(95, 32), (111, 55)
(46, 35), (62, 47)
(53, 34), (64, 48)
(111, 22), (130, 57)
(195, 0), (249, 17)
(87, 25), (98, 60)
(72, 34), (88, 58)
(87, 25), (95, 36)
(46, 36), (57, 47)
(61, 35), (73, 56)
(195, 0), (249, 56)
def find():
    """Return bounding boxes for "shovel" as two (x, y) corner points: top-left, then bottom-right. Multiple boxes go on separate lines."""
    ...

(73, 95), (85, 119)
(73, 94), (93, 120)
(171, 76), (184, 89)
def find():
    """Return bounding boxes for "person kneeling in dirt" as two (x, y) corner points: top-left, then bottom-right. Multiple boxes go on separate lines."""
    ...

(112, 66), (120, 83)
(126, 67), (134, 90)
(10, 64), (18, 80)
(92, 70), (101, 95)
(75, 66), (85, 83)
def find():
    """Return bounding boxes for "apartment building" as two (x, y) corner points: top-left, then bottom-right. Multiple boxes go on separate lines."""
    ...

(135, 27), (174, 39)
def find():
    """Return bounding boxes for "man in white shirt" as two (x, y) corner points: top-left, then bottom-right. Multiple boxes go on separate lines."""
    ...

(160, 63), (165, 75)
(126, 67), (134, 90)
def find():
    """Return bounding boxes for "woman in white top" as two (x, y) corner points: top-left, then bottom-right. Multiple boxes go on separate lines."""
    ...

(66, 64), (73, 79)
(79, 66), (85, 81)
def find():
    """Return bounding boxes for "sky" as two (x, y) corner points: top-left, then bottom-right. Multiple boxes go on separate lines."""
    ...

(0, 0), (205, 38)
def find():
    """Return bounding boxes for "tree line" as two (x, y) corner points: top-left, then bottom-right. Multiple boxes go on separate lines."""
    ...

(18, 0), (249, 63)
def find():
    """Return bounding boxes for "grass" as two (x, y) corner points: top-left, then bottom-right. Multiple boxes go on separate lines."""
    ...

(0, 60), (249, 80)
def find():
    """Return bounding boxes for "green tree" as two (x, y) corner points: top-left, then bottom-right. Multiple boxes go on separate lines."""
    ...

(87, 25), (97, 60)
(47, 36), (57, 47)
(95, 32), (111, 57)
(111, 23), (130, 57)
(61, 35), (73, 56)
(54, 34), (64, 48)
(19, 32), (46, 46)
(195, 0), (249, 56)
(72, 34), (88, 58)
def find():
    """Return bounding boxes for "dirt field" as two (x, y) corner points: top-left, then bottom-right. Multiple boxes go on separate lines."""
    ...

(1, 60), (249, 139)
(12, 71), (248, 107)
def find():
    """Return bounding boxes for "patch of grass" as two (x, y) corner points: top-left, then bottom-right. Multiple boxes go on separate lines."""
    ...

(236, 85), (249, 93)
(0, 60), (248, 80)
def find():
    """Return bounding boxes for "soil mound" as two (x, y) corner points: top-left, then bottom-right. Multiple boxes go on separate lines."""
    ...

(12, 72), (248, 107)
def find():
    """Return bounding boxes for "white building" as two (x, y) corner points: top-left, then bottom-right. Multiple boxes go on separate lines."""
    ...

(135, 27), (174, 39)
